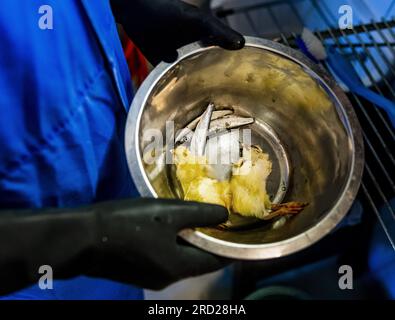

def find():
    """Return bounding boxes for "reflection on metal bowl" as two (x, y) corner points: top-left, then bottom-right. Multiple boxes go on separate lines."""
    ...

(125, 37), (364, 260)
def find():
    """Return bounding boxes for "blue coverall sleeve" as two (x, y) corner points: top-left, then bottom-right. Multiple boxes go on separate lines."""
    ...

(0, 0), (141, 299)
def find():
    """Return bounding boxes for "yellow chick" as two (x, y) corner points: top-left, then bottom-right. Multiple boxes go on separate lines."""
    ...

(173, 146), (208, 192)
(173, 146), (232, 210)
(184, 177), (232, 210)
(173, 144), (273, 220)
(230, 145), (273, 219)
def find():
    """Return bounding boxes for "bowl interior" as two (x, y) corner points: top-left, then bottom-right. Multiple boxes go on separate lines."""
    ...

(136, 46), (354, 245)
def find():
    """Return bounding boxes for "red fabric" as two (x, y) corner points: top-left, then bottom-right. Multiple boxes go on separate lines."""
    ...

(121, 32), (149, 88)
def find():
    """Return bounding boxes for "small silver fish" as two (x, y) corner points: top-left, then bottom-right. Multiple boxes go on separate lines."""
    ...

(175, 109), (234, 143)
(178, 115), (255, 146)
(190, 103), (214, 157)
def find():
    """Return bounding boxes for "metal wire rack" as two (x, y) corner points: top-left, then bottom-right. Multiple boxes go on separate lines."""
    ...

(215, 0), (395, 252)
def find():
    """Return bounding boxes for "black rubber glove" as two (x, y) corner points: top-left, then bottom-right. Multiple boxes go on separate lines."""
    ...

(110, 0), (245, 65)
(0, 199), (228, 295)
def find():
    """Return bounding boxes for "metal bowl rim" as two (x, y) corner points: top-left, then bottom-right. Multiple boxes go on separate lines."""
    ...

(125, 37), (365, 260)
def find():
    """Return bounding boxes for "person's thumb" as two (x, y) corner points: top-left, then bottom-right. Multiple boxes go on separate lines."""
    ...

(172, 201), (228, 230)
(197, 14), (245, 50)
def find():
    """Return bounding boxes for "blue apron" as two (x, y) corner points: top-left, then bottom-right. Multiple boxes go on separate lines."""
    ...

(0, 0), (142, 299)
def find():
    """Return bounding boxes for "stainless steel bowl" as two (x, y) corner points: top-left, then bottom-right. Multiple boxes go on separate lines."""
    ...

(125, 37), (364, 260)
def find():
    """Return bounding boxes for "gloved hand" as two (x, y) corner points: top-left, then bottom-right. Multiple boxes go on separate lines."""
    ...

(0, 198), (228, 295)
(87, 198), (229, 289)
(110, 0), (245, 65)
